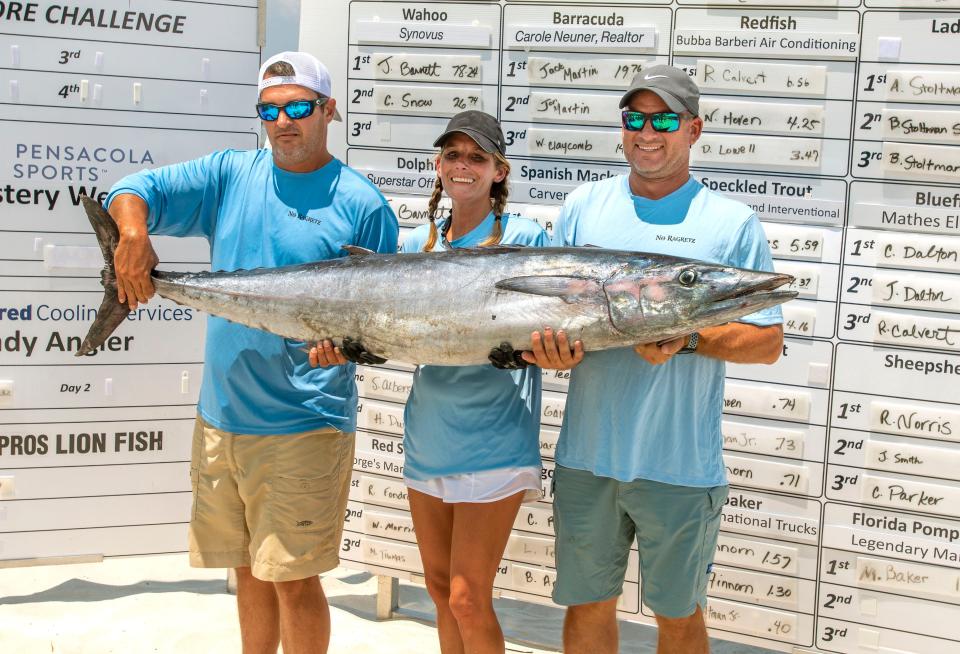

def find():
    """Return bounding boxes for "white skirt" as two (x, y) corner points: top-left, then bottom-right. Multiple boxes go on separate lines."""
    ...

(405, 466), (543, 504)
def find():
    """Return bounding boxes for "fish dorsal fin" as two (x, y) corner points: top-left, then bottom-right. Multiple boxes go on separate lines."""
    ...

(495, 275), (601, 304)
(583, 243), (602, 248)
(342, 245), (374, 256)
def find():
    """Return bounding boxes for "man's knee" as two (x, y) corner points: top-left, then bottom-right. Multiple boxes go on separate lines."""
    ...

(655, 606), (705, 637)
(273, 575), (322, 602)
(567, 597), (618, 625)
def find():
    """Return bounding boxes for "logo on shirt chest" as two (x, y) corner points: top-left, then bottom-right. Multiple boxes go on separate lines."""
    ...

(655, 234), (696, 244)
(286, 208), (323, 226)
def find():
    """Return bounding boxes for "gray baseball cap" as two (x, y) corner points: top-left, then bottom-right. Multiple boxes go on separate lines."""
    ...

(619, 65), (700, 116)
(433, 110), (506, 155)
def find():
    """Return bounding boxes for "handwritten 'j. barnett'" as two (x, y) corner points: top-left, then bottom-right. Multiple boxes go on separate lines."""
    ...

(77, 196), (797, 365)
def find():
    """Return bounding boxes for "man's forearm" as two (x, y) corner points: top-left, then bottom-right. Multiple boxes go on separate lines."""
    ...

(695, 323), (784, 365)
(108, 193), (150, 239)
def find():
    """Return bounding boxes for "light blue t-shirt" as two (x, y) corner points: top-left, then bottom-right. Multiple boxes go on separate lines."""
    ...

(400, 212), (549, 481)
(108, 150), (399, 435)
(553, 175), (782, 487)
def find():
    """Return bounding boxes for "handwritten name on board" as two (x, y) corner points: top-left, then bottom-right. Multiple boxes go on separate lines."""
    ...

(887, 70), (960, 104)
(856, 556), (960, 601)
(694, 134), (823, 168)
(527, 56), (654, 87)
(696, 59), (827, 95)
(870, 401), (960, 443)
(505, 533), (556, 566)
(528, 91), (620, 126)
(527, 127), (622, 160)
(361, 475), (409, 509)
(882, 108), (960, 145)
(701, 98), (825, 135)
(871, 271), (960, 312)
(875, 232), (960, 273)
(372, 53), (482, 83)
(865, 438), (960, 480)
(861, 474), (960, 518)
(882, 141), (960, 183)
(873, 310), (960, 352)
(374, 84), (482, 116)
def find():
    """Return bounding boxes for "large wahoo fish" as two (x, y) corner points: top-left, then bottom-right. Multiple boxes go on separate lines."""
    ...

(77, 196), (796, 364)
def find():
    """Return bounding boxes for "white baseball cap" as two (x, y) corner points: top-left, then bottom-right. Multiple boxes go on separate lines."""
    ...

(258, 51), (342, 121)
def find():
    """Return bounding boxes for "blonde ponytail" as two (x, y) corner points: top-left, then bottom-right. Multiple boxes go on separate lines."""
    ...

(477, 153), (511, 247)
(422, 176), (444, 252)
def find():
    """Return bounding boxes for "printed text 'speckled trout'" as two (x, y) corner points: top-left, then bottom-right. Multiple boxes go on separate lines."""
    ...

(77, 196), (797, 365)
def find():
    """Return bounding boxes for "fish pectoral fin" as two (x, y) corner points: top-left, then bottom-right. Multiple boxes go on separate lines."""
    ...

(341, 245), (375, 256)
(495, 275), (601, 304)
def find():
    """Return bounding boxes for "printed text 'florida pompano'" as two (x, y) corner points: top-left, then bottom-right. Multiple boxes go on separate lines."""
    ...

(77, 197), (797, 365)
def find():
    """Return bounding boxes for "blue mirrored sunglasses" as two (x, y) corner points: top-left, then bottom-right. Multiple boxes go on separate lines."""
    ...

(256, 98), (327, 121)
(621, 111), (683, 133)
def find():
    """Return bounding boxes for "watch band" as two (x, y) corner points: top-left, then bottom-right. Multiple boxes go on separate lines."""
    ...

(678, 331), (700, 354)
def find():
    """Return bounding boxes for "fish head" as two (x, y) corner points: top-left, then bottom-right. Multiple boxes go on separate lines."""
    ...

(602, 261), (797, 340)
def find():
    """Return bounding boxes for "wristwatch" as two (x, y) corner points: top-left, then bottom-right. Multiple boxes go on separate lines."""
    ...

(678, 332), (700, 354)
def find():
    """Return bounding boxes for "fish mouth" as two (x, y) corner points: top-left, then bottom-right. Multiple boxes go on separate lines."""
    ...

(705, 272), (798, 317)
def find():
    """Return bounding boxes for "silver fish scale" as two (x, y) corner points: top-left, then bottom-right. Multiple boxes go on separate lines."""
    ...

(150, 247), (792, 366)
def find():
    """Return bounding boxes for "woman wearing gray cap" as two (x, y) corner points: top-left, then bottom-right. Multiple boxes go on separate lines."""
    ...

(399, 110), (548, 653)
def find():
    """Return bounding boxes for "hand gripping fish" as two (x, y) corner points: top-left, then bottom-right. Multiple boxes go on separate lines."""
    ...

(77, 196), (797, 366)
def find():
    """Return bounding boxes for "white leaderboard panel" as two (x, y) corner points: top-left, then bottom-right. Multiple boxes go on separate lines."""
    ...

(319, 1), (960, 653)
(0, 0), (260, 559)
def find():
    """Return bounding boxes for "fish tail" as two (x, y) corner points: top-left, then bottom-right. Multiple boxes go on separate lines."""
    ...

(76, 195), (130, 356)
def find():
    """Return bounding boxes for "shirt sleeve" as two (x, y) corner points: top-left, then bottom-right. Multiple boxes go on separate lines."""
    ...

(532, 225), (550, 247)
(354, 202), (400, 255)
(729, 214), (784, 327)
(551, 201), (573, 247)
(106, 150), (230, 240)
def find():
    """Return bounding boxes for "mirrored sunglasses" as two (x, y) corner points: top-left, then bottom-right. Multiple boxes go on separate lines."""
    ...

(621, 111), (683, 133)
(256, 98), (328, 121)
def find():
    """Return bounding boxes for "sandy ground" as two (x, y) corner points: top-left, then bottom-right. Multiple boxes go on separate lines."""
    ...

(0, 555), (776, 653)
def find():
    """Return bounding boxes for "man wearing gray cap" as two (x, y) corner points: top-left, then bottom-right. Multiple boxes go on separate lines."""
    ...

(104, 52), (398, 653)
(546, 64), (784, 653)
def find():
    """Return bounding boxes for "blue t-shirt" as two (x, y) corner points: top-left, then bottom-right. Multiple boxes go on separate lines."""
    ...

(553, 175), (782, 487)
(108, 150), (399, 435)
(400, 212), (549, 481)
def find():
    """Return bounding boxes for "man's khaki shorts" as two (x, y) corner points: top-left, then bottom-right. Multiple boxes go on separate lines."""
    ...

(188, 417), (355, 582)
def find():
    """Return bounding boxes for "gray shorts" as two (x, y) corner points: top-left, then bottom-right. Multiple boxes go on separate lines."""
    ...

(551, 464), (728, 618)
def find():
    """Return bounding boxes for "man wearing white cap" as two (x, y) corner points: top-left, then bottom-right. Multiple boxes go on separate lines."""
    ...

(104, 52), (398, 653)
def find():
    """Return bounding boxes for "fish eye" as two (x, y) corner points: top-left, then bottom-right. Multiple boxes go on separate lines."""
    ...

(678, 269), (697, 287)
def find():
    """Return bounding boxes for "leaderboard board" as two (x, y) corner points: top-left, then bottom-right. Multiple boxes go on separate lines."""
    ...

(0, 0), (261, 559)
(301, 1), (960, 653)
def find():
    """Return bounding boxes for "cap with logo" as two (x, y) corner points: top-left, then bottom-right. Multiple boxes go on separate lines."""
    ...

(619, 64), (700, 117)
(433, 110), (507, 156)
(257, 51), (342, 121)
